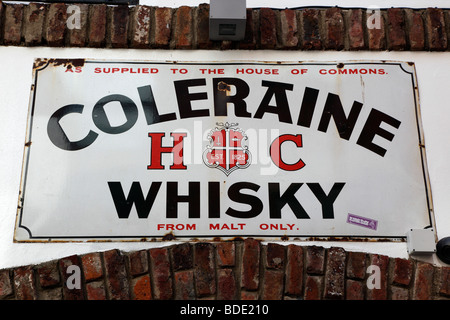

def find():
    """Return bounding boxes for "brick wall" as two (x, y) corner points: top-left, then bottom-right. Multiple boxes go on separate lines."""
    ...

(0, 2), (449, 51)
(0, 2), (449, 301)
(0, 240), (449, 300)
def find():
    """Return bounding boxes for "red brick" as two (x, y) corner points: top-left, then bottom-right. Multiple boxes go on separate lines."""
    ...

(194, 242), (216, 297)
(241, 290), (258, 300)
(196, 3), (212, 49)
(67, 3), (88, 47)
(366, 254), (389, 300)
(392, 258), (413, 286)
(130, 5), (151, 48)
(88, 4), (106, 47)
(59, 255), (84, 300)
(216, 242), (235, 267)
(438, 267), (450, 297)
(174, 270), (195, 300)
(301, 9), (322, 50)
(346, 251), (366, 280)
(285, 245), (303, 296)
(266, 243), (285, 269)
(304, 275), (322, 300)
(174, 6), (192, 49)
(128, 250), (148, 276)
(45, 3), (67, 47)
(426, 8), (447, 50)
(13, 266), (36, 300)
(368, 13), (386, 50)
(217, 268), (237, 300)
(0, 269), (12, 299)
(413, 262), (434, 300)
(3, 4), (23, 46)
(407, 10), (425, 50)
(325, 7), (344, 50)
(81, 252), (103, 282)
(153, 7), (172, 48)
(278, 9), (298, 49)
(259, 8), (277, 49)
(104, 249), (130, 300)
(241, 238), (260, 290)
(36, 261), (60, 288)
(324, 247), (346, 299)
(387, 8), (406, 50)
(346, 279), (364, 300)
(306, 246), (325, 275)
(131, 275), (152, 300)
(149, 247), (173, 300)
(23, 3), (46, 46)
(347, 9), (365, 50)
(262, 270), (284, 300)
(109, 5), (129, 48)
(171, 243), (193, 271)
(86, 280), (106, 300)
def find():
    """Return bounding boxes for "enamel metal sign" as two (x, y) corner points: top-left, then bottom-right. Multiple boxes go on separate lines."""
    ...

(14, 59), (434, 242)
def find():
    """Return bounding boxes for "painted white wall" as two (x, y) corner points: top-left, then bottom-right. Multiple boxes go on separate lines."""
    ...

(0, 46), (449, 268)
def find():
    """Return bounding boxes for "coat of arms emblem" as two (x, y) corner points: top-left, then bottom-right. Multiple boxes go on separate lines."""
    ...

(203, 122), (251, 176)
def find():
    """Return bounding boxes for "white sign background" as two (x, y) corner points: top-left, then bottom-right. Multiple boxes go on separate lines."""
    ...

(14, 59), (434, 242)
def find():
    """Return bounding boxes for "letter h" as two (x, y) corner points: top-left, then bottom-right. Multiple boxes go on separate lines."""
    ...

(148, 132), (187, 169)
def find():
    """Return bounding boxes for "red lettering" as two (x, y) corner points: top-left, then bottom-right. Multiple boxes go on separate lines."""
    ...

(291, 69), (308, 75)
(269, 134), (305, 171)
(199, 68), (225, 74)
(235, 68), (278, 75)
(209, 223), (245, 230)
(157, 224), (196, 231)
(65, 66), (83, 73)
(148, 132), (187, 170)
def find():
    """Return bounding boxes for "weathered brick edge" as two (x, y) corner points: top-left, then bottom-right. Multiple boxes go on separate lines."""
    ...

(0, 240), (449, 300)
(0, 2), (449, 51)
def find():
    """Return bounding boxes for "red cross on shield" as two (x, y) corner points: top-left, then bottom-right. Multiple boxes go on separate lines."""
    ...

(203, 123), (251, 176)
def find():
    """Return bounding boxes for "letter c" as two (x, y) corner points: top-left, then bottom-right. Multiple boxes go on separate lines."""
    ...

(269, 134), (305, 171)
(47, 104), (98, 151)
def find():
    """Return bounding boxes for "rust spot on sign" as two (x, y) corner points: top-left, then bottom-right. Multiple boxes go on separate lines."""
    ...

(217, 81), (231, 92)
(33, 58), (85, 71)
(162, 232), (175, 241)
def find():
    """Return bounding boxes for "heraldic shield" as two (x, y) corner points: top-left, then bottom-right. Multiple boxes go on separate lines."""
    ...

(203, 122), (252, 176)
